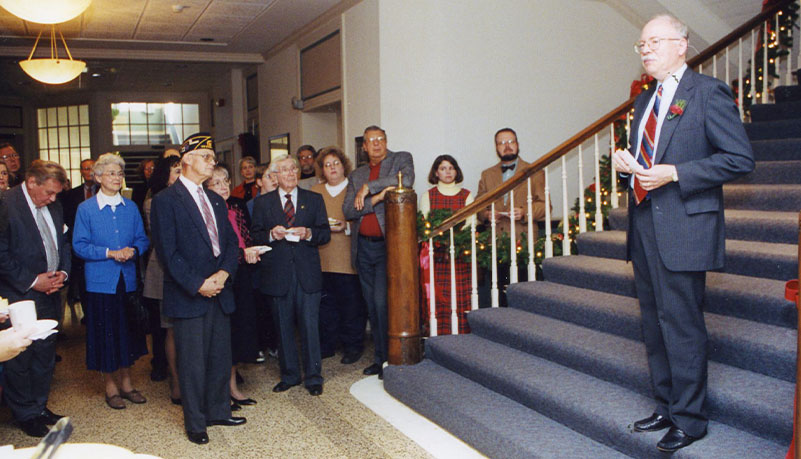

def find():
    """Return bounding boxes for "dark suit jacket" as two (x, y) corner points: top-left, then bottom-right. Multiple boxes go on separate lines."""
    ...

(250, 187), (330, 296)
(59, 182), (98, 232)
(342, 150), (414, 267)
(151, 180), (239, 319)
(626, 68), (754, 272)
(0, 184), (71, 315)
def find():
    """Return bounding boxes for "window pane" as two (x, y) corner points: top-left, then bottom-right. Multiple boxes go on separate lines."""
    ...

(80, 126), (90, 147)
(37, 109), (47, 127)
(164, 103), (182, 124)
(71, 170), (81, 187)
(147, 104), (165, 125)
(182, 104), (199, 124)
(59, 127), (69, 148)
(59, 149), (69, 166)
(48, 128), (58, 148)
(81, 149), (91, 160)
(166, 124), (182, 144)
(130, 124), (148, 145)
(112, 103), (129, 124)
(69, 127), (80, 147)
(148, 124), (167, 144)
(68, 106), (79, 126)
(129, 103), (147, 124)
(39, 129), (48, 149)
(79, 105), (89, 124)
(57, 107), (68, 126)
(185, 124), (199, 138)
(47, 108), (57, 126)
(70, 152), (81, 169)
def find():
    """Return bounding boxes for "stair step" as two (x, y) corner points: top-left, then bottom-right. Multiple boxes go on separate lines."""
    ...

(541, 255), (796, 328)
(723, 184), (801, 211)
(733, 160), (801, 185)
(424, 333), (787, 458)
(467, 308), (793, 442)
(504, 281), (796, 382)
(750, 138), (801, 162)
(383, 360), (628, 458)
(608, 207), (798, 244)
(750, 101), (801, 122)
(745, 118), (801, 140)
(575, 230), (797, 281)
(776, 85), (801, 103)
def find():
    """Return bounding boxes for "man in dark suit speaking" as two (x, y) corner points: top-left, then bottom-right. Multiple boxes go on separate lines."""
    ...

(151, 133), (244, 445)
(251, 154), (330, 396)
(0, 160), (70, 437)
(613, 14), (754, 453)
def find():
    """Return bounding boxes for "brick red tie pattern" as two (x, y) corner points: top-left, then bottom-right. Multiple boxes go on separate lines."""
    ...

(197, 187), (221, 257)
(634, 84), (662, 205)
(284, 193), (295, 227)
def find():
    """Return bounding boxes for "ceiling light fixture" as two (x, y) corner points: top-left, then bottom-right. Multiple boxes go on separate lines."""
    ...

(0, 0), (91, 24)
(19, 25), (86, 84)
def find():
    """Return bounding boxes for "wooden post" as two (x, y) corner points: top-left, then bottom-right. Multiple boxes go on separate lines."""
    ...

(385, 172), (421, 365)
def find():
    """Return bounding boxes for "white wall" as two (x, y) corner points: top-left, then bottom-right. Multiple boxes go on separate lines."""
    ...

(301, 110), (340, 151)
(376, 0), (644, 207)
(259, 45), (301, 158)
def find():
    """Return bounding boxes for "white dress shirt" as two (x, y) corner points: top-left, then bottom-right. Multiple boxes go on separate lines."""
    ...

(179, 175), (218, 229)
(634, 63), (688, 163)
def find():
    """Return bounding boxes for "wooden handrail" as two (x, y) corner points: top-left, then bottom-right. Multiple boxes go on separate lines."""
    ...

(425, 0), (796, 241)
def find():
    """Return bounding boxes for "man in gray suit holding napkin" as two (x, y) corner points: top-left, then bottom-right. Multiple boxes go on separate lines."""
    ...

(343, 125), (414, 379)
(613, 14), (754, 453)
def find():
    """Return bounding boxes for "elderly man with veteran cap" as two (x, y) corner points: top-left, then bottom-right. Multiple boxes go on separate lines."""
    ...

(151, 133), (244, 445)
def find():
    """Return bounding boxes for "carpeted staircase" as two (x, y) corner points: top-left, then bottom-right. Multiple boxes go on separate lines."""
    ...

(383, 83), (801, 458)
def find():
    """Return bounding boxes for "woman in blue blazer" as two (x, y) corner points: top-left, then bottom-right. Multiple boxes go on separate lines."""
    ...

(73, 153), (150, 410)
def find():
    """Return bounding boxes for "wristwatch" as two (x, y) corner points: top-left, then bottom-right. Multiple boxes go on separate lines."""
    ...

(671, 168), (679, 182)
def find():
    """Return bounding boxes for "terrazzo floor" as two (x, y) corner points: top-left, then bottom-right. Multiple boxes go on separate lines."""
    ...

(0, 312), (434, 458)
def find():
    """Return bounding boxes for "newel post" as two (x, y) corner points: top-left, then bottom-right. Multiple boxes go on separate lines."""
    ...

(385, 171), (422, 365)
(795, 212), (801, 459)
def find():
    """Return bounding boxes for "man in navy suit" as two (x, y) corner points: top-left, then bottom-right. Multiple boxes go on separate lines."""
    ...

(613, 14), (754, 452)
(151, 133), (244, 445)
(251, 154), (330, 396)
(0, 160), (70, 437)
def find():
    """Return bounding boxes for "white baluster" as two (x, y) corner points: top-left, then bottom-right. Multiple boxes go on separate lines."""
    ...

(449, 228), (458, 335)
(544, 166), (553, 258)
(739, 37), (745, 120)
(775, 15), (782, 89)
(725, 47), (730, 88)
(763, 22), (769, 103)
(561, 156), (570, 255)
(610, 123), (617, 209)
(526, 177), (536, 281)
(509, 190), (517, 284)
(594, 134), (603, 231)
(751, 29), (757, 106)
(470, 217), (478, 310)
(713, 54), (717, 79)
(578, 144), (586, 233)
(428, 237), (436, 337)
(785, 10), (792, 86)
(490, 203), (499, 308)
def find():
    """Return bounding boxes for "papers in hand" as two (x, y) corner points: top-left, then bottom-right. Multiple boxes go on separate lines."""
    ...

(618, 149), (644, 174)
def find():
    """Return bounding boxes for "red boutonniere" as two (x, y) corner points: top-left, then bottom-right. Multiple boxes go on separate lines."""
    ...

(667, 99), (687, 120)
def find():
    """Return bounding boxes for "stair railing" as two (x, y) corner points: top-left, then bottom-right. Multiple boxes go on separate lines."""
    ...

(415, 0), (799, 339)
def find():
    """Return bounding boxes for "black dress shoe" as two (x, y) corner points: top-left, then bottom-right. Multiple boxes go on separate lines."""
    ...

(341, 350), (363, 365)
(187, 431), (209, 445)
(231, 402), (241, 412)
(363, 363), (382, 375)
(657, 426), (705, 452)
(306, 384), (323, 396)
(171, 397), (182, 406)
(633, 413), (672, 432)
(18, 418), (49, 437)
(38, 407), (64, 425)
(150, 367), (168, 382)
(207, 416), (246, 427)
(232, 396), (257, 406)
(272, 381), (299, 393)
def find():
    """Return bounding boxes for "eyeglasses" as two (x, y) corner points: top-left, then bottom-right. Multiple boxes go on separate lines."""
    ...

(276, 166), (299, 175)
(634, 37), (683, 54)
(365, 136), (385, 143)
(188, 152), (217, 163)
(0, 153), (19, 160)
(496, 139), (517, 146)
(298, 154), (314, 161)
(324, 160), (342, 168)
(103, 171), (125, 178)
(207, 179), (230, 188)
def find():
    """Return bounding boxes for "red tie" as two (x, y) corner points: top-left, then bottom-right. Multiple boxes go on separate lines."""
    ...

(284, 194), (295, 227)
(197, 187), (221, 257)
(634, 84), (662, 205)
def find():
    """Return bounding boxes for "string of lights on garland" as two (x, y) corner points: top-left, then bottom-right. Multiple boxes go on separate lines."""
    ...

(732, 1), (798, 115)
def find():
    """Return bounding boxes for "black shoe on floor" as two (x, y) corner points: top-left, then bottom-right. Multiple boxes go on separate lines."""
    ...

(187, 431), (209, 445)
(18, 418), (49, 437)
(657, 426), (705, 452)
(38, 407), (64, 425)
(306, 384), (323, 396)
(150, 367), (168, 382)
(272, 381), (299, 393)
(231, 402), (241, 412)
(341, 350), (363, 365)
(207, 417), (246, 427)
(364, 363), (384, 379)
(633, 413), (672, 432)
(171, 397), (182, 406)
(232, 397), (257, 406)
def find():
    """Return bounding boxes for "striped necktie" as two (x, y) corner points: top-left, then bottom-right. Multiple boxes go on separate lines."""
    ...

(196, 187), (221, 257)
(284, 194), (295, 227)
(634, 84), (662, 205)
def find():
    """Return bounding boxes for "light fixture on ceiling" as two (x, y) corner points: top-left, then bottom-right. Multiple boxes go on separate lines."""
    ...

(19, 25), (86, 84)
(0, 0), (91, 24)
